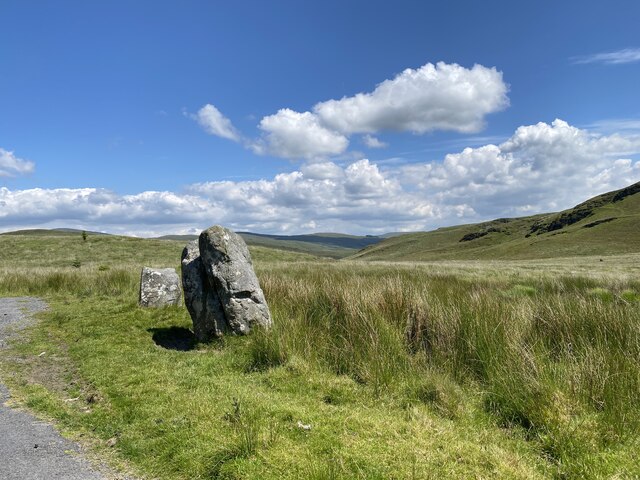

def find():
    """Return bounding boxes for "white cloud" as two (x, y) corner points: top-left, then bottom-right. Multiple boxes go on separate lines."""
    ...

(3, 120), (639, 236)
(573, 47), (640, 65)
(584, 118), (640, 134)
(194, 62), (508, 160)
(399, 119), (640, 217)
(300, 161), (344, 180)
(186, 159), (429, 233)
(344, 159), (398, 198)
(314, 62), (508, 135)
(0, 148), (35, 177)
(0, 187), (222, 237)
(192, 104), (240, 141)
(362, 134), (387, 148)
(252, 108), (349, 160)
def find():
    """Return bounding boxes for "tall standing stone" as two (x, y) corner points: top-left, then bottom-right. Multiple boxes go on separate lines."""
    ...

(180, 226), (272, 340)
(199, 226), (272, 335)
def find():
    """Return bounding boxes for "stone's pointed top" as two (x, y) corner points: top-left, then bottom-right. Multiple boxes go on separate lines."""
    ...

(199, 225), (252, 264)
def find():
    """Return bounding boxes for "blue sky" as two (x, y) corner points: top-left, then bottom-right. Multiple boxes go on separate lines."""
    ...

(1, 0), (640, 235)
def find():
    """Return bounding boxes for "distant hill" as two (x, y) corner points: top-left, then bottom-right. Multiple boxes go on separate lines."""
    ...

(1, 228), (384, 259)
(0, 228), (108, 237)
(157, 232), (384, 259)
(350, 181), (640, 261)
(155, 234), (199, 241)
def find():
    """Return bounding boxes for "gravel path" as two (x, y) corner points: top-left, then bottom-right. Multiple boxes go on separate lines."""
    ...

(0, 297), (112, 480)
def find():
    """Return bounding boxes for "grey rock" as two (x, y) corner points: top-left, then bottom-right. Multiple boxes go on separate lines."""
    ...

(139, 267), (182, 307)
(199, 226), (272, 335)
(180, 226), (272, 340)
(181, 240), (227, 341)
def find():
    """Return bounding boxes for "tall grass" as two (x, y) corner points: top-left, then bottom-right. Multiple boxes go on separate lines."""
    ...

(1, 245), (639, 477)
(252, 262), (640, 477)
(0, 267), (138, 297)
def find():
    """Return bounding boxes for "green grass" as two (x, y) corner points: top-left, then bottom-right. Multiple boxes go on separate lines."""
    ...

(1, 234), (639, 478)
(1, 228), (378, 260)
(352, 181), (640, 261)
(0, 232), (320, 271)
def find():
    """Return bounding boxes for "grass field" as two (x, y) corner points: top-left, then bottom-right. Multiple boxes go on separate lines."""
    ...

(2, 228), (380, 260)
(1, 232), (639, 479)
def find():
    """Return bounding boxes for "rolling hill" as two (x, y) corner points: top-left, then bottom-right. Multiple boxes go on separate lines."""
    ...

(350, 181), (640, 261)
(4, 181), (637, 262)
(158, 232), (384, 259)
(1, 228), (384, 260)
(0, 228), (109, 237)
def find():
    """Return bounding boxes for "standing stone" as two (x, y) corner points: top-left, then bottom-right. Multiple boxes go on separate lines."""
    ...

(139, 267), (182, 307)
(180, 226), (272, 340)
(181, 240), (227, 341)
(199, 226), (272, 335)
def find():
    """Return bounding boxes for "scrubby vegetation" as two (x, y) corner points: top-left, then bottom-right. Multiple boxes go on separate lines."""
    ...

(0, 233), (639, 478)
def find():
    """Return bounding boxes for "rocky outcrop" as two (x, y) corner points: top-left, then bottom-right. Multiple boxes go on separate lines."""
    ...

(181, 226), (272, 340)
(139, 267), (182, 307)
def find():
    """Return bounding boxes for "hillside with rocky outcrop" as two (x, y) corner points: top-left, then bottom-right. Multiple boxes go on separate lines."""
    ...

(351, 181), (640, 261)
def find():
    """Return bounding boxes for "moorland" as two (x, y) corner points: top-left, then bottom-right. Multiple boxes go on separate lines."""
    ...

(0, 182), (639, 479)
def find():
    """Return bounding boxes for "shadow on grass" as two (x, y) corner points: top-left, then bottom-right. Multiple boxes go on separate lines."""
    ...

(148, 326), (196, 351)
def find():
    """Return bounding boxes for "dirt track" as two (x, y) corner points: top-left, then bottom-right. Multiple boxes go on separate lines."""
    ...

(0, 297), (109, 480)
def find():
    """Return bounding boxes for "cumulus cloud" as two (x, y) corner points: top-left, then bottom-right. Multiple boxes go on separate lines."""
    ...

(0, 148), (35, 177)
(399, 119), (640, 217)
(572, 47), (640, 65)
(362, 134), (387, 148)
(251, 109), (349, 160)
(0, 187), (221, 237)
(315, 62), (508, 135)
(300, 161), (344, 180)
(3, 120), (639, 236)
(194, 62), (508, 160)
(185, 159), (429, 233)
(0, 159), (433, 235)
(192, 104), (240, 141)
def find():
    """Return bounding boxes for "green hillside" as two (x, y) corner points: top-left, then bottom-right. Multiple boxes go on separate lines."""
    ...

(0, 228), (108, 237)
(0, 232), (322, 270)
(158, 232), (383, 259)
(238, 232), (381, 259)
(351, 181), (640, 261)
(1, 230), (381, 260)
